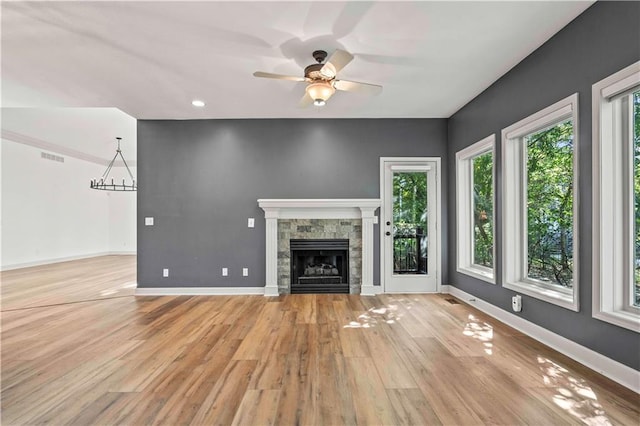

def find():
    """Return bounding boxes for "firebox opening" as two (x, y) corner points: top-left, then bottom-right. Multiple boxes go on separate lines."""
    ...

(290, 239), (349, 294)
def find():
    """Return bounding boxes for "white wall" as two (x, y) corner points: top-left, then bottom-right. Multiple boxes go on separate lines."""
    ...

(1, 139), (136, 269)
(107, 169), (137, 254)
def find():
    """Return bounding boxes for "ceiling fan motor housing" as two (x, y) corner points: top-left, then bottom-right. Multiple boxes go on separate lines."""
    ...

(305, 50), (334, 81)
(304, 63), (332, 81)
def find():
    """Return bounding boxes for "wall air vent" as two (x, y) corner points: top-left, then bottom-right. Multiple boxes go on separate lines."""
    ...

(41, 152), (65, 163)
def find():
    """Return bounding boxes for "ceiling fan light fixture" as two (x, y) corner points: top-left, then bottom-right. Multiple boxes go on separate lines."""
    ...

(253, 49), (381, 108)
(306, 81), (335, 106)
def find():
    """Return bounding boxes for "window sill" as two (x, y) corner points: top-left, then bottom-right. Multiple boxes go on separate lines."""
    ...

(593, 309), (640, 333)
(504, 279), (578, 311)
(457, 266), (495, 284)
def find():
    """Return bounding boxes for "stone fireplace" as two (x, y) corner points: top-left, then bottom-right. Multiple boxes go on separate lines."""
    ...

(258, 199), (381, 296)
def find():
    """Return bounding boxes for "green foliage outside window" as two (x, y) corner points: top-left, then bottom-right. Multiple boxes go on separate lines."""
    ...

(472, 152), (493, 268)
(525, 120), (574, 288)
(633, 91), (640, 306)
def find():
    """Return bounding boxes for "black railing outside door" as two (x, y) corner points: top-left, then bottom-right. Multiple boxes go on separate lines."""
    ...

(393, 227), (427, 274)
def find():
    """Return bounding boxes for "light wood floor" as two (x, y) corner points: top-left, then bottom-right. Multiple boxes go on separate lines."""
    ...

(1, 257), (639, 425)
(1, 255), (136, 311)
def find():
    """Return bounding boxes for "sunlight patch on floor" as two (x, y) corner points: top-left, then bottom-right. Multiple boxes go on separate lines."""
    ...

(343, 303), (403, 329)
(463, 314), (494, 355)
(537, 356), (612, 425)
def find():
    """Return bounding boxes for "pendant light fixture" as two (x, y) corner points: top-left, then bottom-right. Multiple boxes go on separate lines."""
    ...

(90, 137), (136, 191)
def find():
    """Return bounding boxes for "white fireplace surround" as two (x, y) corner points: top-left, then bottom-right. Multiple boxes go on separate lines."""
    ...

(258, 199), (381, 296)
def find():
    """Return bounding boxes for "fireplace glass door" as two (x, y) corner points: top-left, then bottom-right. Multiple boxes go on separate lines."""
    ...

(290, 239), (349, 294)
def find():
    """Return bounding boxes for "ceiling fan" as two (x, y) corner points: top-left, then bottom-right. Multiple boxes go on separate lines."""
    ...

(253, 49), (382, 107)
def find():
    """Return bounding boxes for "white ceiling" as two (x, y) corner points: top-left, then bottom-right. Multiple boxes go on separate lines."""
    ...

(1, 1), (593, 120)
(1, 108), (137, 162)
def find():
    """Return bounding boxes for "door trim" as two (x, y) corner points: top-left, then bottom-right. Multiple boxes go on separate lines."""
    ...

(379, 157), (442, 294)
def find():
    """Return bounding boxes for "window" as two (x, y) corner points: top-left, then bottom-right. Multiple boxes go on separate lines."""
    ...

(456, 135), (495, 283)
(592, 61), (640, 332)
(634, 89), (640, 309)
(525, 119), (574, 288)
(502, 94), (579, 311)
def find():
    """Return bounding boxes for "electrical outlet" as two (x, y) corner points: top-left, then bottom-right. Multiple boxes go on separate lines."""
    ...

(248, 218), (255, 228)
(163, 268), (169, 277)
(222, 267), (228, 276)
(145, 217), (154, 226)
(512, 294), (522, 312)
(242, 268), (249, 277)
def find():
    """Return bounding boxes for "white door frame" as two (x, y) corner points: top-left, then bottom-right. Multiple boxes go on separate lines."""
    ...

(379, 157), (442, 293)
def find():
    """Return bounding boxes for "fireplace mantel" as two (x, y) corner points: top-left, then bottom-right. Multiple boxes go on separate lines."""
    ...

(258, 198), (380, 219)
(258, 199), (381, 296)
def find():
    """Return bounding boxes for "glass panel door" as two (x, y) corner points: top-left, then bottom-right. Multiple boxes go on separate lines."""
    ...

(382, 159), (439, 293)
(393, 171), (428, 275)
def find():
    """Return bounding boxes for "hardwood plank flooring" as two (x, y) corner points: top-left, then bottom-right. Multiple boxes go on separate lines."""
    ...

(2, 256), (639, 425)
(1, 255), (136, 311)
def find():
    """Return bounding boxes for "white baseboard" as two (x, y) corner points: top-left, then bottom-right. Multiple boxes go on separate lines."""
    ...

(442, 285), (640, 394)
(361, 284), (382, 296)
(1, 251), (136, 271)
(135, 287), (265, 296)
(264, 287), (279, 297)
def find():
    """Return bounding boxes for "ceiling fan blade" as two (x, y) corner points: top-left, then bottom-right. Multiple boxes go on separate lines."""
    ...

(320, 49), (354, 78)
(334, 79), (383, 95)
(253, 71), (306, 82)
(298, 93), (313, 108)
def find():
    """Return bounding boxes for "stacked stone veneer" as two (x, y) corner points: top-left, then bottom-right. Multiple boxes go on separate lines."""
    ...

(277, 219), (362, 294)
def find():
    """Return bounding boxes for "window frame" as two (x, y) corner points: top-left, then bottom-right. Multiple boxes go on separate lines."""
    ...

(592, 61), (640, 332)
(501, 93), (579, 311)
(456, 134), (496, 284)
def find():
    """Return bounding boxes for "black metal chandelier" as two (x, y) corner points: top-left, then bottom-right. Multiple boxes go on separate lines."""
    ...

(90, 137), (136, 191)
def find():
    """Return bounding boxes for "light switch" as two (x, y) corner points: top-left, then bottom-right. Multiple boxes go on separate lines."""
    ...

(373, 216), (379, 224)
(145, 217), (154, 226)
(248, 218), (255, 228)
(222, 267), (228, 276)
(163, 268), (169, 277)
(242, 268), (249, 277)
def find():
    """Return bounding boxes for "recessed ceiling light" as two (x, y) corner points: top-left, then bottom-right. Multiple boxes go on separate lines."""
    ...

(192, 100), (205, 107)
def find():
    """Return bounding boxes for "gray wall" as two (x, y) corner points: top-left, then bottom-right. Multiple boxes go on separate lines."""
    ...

(447, 1), (640, 370)
(137, 1), (638, 371)
(138, 119), (448, 289)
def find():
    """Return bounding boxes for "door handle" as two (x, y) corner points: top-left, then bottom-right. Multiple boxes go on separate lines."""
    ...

(385, 231), (391, 236)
